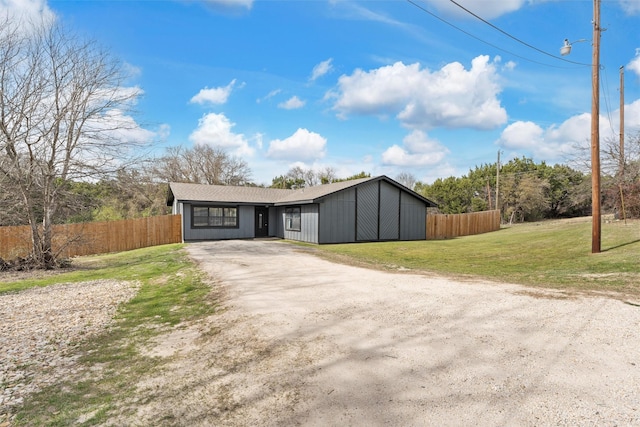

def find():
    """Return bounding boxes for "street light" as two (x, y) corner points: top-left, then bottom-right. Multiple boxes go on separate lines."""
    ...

(561, 0), (602, 254)
(560, 38), (588, 56)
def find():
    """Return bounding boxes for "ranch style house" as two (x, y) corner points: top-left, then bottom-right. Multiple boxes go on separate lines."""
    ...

(166, 175), (437, 244)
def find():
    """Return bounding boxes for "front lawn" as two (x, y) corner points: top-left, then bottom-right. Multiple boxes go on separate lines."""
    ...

(313, 217), (640, 295)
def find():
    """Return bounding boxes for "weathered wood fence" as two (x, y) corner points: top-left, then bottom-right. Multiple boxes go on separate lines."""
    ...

(0, 214), (182, 260)
(427, 210), (501, 240)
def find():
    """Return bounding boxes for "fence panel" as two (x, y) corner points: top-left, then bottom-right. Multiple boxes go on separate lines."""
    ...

(0, 215), (182, 260)
(426, 210), (500, 240)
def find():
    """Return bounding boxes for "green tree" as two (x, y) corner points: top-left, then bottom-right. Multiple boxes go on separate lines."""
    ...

(417, 157), (588, 221)
(333, 171), (371, 182)
(419, 176), (474, 214)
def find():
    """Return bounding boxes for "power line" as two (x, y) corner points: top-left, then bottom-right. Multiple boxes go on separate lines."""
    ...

(600, 66), (618, 138)
(406, 0), (580, 69)
(446, 0), (592, 67)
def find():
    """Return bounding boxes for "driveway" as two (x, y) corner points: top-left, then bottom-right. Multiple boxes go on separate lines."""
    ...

(133, 239), (640, 426)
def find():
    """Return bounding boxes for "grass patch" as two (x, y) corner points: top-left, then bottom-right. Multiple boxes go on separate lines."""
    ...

(312, 217), (640, 295)
(10, 244), (219, 426)
(1, 244), (190, 295)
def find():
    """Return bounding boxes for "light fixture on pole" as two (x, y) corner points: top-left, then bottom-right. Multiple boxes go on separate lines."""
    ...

(561, 0), (602, 254)
(560, 38), (588, 56)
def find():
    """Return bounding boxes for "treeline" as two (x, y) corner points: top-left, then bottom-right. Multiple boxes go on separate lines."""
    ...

(415, 132), (640, 222)
(3, 136), (638, 228)
(0, 145), (246, 226)
(0, 144), (371, 226)
(415, 158), (591, 222)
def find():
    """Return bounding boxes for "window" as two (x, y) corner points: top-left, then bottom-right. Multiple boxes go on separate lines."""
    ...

(192, 206), (238, 228)
(285, 207), (301, 231)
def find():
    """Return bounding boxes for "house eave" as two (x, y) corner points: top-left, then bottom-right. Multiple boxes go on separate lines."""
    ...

(273, 199), (315, 206)
(174, 199), (276, 207)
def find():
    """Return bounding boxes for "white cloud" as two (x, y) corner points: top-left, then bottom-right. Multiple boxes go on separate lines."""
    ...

(156, 123), (171, 141)
(425, 0), (525, 19)
(123, 62), (142, 79)
(619, 0), (640, 15)
(624, 98), (640, 130)
(105, 110), (157, 144)
(0, 0), (55, 28)
(330, 55), (507, 130)
(257, 89), (281, 104)
(266, 128), (327, 161)
(497, 121), (544, 150)
(310, 58), (333, 81)
(627, 49), (640, 78)
(190, 79), (236, 105)
(189, 112), (254, 156)
(503, 60), (517, 71)
(381, 130), (449, 167)
(497, 114), (595, 162)
(278, 96), (306, 110)
(505, 97), (640, 162)
(203, 0), (253, 10)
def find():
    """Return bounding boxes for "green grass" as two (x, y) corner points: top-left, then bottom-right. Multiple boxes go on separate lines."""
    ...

(5, 218), (640, 424)
(0, 244), (191, 294)
(313, 217), (640, 295)
(9, 244), (219, 426)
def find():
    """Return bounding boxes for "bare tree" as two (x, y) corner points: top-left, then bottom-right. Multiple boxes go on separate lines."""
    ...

(318, 166), (337, 184)
(601, 132), (640, 218)
(150, 145), (252, 186)
(0, 18), (148, 267)
(395, 171), (417, 190)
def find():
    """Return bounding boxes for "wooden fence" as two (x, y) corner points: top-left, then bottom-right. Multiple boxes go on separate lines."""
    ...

(0, 214), (182, 260)
(427, 210), (501, 240)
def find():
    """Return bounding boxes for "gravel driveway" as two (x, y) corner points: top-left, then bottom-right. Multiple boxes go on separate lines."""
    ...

(164, 239), (638, 426)
(88, 238), (640, 426)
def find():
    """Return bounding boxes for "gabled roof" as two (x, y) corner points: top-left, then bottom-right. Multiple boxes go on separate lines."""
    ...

(167, 176), (437, 207)
(272, 177), (372, 205)
(166, 182), (293, 205)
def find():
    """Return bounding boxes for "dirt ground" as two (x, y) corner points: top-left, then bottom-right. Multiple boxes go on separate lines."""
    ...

(110, 239), (639, 426)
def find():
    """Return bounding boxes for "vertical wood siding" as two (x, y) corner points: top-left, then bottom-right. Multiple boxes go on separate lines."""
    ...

(400, 191), (427, 240)
(0, 215), (182, 259)
(379, 181), (400, 240)
(318, 188), (356, 244)
(356, 181), (379, 241)
(426, 210), (501, 239)
(283, 204), (319, 243)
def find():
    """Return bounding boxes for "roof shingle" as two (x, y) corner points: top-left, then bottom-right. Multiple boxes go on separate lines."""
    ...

(167, 176), (436, 207)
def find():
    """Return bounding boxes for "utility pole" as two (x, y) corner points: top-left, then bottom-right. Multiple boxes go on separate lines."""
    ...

(496, 150), (500, 213)
(620, 65), (625, 174)
(591, 0), (602, 254)
(619, 65), (627, 223)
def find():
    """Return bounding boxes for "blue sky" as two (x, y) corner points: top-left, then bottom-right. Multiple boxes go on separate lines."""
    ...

(4, 0), (640, 185)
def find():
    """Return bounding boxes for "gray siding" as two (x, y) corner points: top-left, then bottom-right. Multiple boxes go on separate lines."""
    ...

(182, 203), (255, 241)
(400, 192), (427, 240)
(275, 207), (284, 238)
(379, 181), (400, 240)
(175, 177), (429, 243)
(268, 208), (278, 237)
(318, 188), (356, 244)
(175, 202), (185, 243)
(356, 181), (379, 241)
(282, 204), (319, 244)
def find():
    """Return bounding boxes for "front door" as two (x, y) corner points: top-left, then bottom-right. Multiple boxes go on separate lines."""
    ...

(255, 207), (269, 238)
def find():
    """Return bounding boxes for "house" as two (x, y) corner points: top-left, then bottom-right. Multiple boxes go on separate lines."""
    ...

(166, 175), (437, 244)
